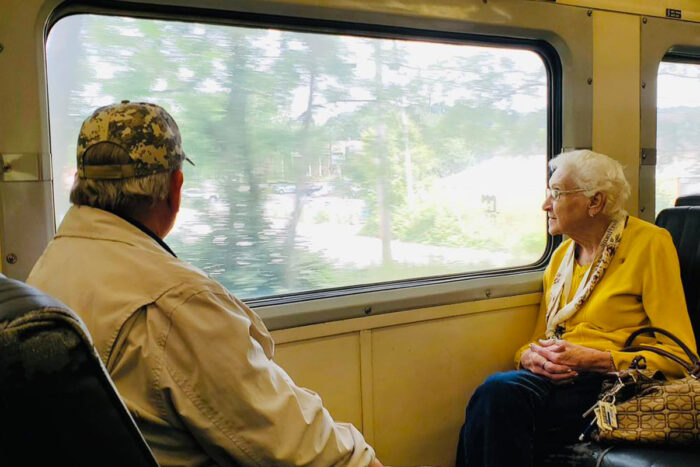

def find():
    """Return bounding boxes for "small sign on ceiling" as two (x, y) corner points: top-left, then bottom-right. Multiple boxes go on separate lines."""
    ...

(666, 9), (682, 19)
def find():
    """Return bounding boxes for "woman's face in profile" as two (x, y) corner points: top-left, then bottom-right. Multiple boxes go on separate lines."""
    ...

(543, 169), (590, 236)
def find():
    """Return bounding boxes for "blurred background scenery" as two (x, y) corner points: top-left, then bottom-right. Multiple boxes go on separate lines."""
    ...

(657, 61), (700, 216)
(47, 15), (553, 298)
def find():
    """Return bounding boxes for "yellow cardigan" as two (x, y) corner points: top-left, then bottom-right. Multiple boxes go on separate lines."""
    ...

(515, 216), (697, 378)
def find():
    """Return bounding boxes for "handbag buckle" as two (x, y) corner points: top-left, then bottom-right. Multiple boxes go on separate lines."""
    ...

(690, 364), (700, 379)
(630, 355), (647, 370)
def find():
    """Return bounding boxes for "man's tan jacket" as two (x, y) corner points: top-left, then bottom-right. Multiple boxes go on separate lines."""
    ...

(27, 205), (375, 467)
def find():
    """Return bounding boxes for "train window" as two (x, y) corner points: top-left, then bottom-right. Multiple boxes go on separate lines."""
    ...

(656, 60), (700, 214)
(47, 13), (549, 300)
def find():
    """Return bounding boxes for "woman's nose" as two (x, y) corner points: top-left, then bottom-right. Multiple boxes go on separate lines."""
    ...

(542, 197), (551, 211)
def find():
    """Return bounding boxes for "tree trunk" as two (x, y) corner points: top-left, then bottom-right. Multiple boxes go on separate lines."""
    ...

(283, 44), (318, 288)
(374, 43), (393, 265)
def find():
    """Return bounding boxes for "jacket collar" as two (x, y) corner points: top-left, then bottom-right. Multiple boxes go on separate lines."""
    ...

(57, 205), (176, 257)
(119, 215), (177, 258)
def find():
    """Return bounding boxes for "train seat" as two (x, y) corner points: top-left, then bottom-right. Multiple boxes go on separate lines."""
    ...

(675, 195), (700, 206)
(0, 274), (159, 467)
(542, 205), (700, 466)
(656, 206), (700, 346)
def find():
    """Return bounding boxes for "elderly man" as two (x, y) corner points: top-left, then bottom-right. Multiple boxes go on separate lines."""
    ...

(27, 101), (382, 467)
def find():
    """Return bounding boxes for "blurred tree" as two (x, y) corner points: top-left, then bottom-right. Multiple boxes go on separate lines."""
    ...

(272, 32), (356, 287)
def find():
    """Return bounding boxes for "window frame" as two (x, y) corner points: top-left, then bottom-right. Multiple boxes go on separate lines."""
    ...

(654, 53), (700, 216)
(640, 16), (700, 222)
(45, 0), (566, 329)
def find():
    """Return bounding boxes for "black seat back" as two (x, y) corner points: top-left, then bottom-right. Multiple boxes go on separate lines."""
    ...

(0, 275), (159, 467)
(655, 207), (700, 354)
(675, 195), (700, 207)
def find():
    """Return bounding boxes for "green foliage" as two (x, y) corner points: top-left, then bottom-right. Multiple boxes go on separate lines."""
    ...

(515, 232), (547, 260)
(392, 205), (484, 248)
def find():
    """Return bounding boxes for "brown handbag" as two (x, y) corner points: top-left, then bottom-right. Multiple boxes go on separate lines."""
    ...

(587, 326), (700, 444)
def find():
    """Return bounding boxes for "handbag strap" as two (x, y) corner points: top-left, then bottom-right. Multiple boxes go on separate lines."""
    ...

(622, 326), (700, 377)
(622, 345), (693, 373)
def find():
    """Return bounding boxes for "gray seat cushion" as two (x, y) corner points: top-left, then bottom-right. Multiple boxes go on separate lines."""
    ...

(0, 274), (159, 467)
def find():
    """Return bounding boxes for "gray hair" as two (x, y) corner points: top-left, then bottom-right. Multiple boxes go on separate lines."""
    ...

(69, 142), (181, 217)
(549, 150), (630, 217)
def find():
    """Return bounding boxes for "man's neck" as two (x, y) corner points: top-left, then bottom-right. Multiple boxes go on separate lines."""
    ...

(130, 201), (173, 240)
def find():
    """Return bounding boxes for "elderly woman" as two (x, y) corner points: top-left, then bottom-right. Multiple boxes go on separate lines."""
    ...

(455, 150), (696, 467)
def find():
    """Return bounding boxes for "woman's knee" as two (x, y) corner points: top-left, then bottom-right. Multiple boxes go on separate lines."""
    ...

(470, 370), (548, 410)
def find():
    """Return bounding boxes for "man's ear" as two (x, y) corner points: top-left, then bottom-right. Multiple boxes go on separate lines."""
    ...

(168, 169), (184, 214)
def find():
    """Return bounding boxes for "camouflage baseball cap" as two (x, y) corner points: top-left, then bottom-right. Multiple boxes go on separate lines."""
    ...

(77, 101), (194, 180)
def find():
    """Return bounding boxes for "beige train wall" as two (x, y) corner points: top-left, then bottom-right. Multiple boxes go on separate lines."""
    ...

(1, 0), (699, 466)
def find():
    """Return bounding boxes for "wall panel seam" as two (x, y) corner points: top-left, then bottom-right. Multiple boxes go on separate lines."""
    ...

(359, 329), (374, 444)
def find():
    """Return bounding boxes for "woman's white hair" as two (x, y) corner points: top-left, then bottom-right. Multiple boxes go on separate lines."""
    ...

(549, 149), (630, 217)
(70, 142), (180, 217)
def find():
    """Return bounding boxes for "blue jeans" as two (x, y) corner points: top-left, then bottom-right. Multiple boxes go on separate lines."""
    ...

(456, 370), (606, 467)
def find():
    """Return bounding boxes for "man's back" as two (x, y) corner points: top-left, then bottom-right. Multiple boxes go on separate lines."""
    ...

(28, 205), (375, 466)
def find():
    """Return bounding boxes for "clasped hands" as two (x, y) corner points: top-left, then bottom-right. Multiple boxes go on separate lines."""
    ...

(521, 339), (615, 382)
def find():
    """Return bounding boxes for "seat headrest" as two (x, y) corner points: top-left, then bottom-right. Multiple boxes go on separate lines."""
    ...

(0, 274), (71, 323)
(675, 195), (700, 207)
(0, 275), (92, 346)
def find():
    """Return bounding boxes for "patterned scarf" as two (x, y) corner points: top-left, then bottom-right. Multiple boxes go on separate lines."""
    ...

(545, 215), (628, 339)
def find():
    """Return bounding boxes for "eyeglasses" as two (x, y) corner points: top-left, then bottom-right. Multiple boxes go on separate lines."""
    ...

(545, 188), (588, 201)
